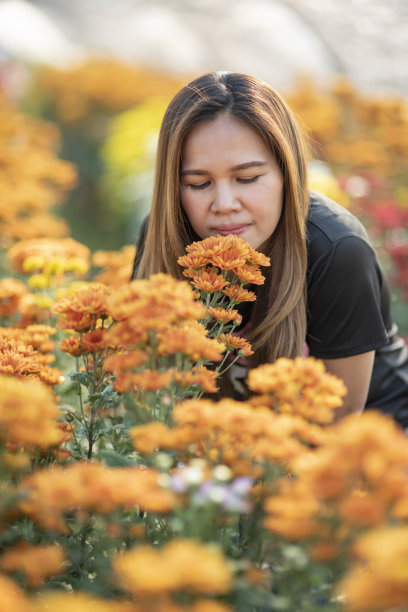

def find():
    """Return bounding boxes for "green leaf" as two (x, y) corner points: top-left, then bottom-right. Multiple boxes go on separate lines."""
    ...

(99, 449), (145, 467)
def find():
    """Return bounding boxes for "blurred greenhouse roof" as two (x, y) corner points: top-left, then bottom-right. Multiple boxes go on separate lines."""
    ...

(0, 0), (407, 94)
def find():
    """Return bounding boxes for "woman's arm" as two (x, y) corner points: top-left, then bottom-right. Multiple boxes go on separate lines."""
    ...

(323, 351), (375, 420)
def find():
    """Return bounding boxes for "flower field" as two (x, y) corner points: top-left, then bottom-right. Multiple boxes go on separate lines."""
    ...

(1, 59), (408, 611)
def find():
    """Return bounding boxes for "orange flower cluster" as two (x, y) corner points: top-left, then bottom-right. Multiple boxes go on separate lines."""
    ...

(0, 335), (63, 387)
(131, 398), (324, 477)
(247, 357), (347, 424)
(104, 275), (222, 394)
(8, 237), (90, 280)
(92, 245), (135, 288)
(107, 274), (205, 337)
(53, 283), (113, 333)
(0, 94), (75, 246)
(0, 574), (29, 612)
(36, 59), (187, 124)
(0, 543), (65, 588)
(0, 374), (64, 450)
(0, 278), (32, 320)
(218, 333), (253, 357)
(337, 526), (408, 612)
(28, 591), (231, 612)
(0, 324), (57, 364)
(286, 76), (408, 182)
(18, 463), (177, 533)
(264, 411), (408, 556)
(178, 234), (270, 291)
(157, 323), (225, 362)
(113, 539), (232, 596)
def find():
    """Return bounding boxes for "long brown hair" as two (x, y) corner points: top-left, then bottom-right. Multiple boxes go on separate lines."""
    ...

(136, 71), (310, 364)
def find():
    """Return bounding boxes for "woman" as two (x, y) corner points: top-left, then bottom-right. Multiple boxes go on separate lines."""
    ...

(132, 71), (408, 425)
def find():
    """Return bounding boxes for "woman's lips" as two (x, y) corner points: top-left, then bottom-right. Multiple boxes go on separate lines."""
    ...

(214, 225), (249, 236)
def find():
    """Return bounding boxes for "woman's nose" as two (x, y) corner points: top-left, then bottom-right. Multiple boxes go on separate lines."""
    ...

(210, 183), (241, 213)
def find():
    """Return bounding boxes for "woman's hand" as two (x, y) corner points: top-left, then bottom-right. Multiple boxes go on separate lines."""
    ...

(323, 351), (375, 420)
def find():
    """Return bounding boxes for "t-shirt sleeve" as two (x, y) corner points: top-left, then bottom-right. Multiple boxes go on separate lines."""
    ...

(306, 235), (388, 359)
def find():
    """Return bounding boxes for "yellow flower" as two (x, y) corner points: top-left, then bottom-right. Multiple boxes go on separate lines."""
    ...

(8, 237), (90, 276)
(27, 274), (50, 289)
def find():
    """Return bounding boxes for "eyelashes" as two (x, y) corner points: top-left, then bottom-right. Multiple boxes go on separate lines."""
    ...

(187, 176), (260, 191)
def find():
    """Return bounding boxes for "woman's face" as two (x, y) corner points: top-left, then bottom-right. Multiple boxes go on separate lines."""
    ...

(180, 113), (284, 252)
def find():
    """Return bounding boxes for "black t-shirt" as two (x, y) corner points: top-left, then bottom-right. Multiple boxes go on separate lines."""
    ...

(306, 192), (408, 422)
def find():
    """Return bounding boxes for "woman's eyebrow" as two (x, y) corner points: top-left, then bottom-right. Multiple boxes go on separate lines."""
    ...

(230, 161), (267, 171)
(180, 169), (208, 176)
(181, 161), (267, 177)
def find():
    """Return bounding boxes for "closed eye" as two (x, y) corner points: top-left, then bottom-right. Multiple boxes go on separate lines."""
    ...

(237, 175), (260, 184)
(188, 182), (210, 190)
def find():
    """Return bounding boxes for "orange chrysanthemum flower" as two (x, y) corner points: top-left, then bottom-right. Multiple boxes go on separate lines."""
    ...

(247, 357), (346, 424)
(191, 269), (229, 293)
(80, 328), (109, 352)
(130, 422), (193, 454)
(38, 365), (64, 386)
(0, 543), (65, 587)
(263, 411), (408, 551)
(177, 253), (209, 269)
(222, 284), (257, 302)
(0, 338), (40, 378)
(113, 539), (232, 596)
(170, 398), (312, 477)
(92, 245), (135, 288)
(18, 463), (177, 532)
(104, 349), (149, 374)
(175, 365), (219, 394)
(107, 274), (205, 339)
(231, 264), (265, 285)
(130, 369), (175, 391)
(28, 591), (137, 612)
(218, 333), (254, 357)
(208, 307), (242, 324)
(0, 374), (63, 449)
(0, 575), (28, 612)
(0, 278), (29, 318)
(157, 325), (225, 362)
(58, 336), (83, 357)
(185, 234), (270, 270)
(336, 526), (408, 612)
(53, 282), (113, 318)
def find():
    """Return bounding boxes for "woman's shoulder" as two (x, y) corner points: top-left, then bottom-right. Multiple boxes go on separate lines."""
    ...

(306, 190), (371, 258)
